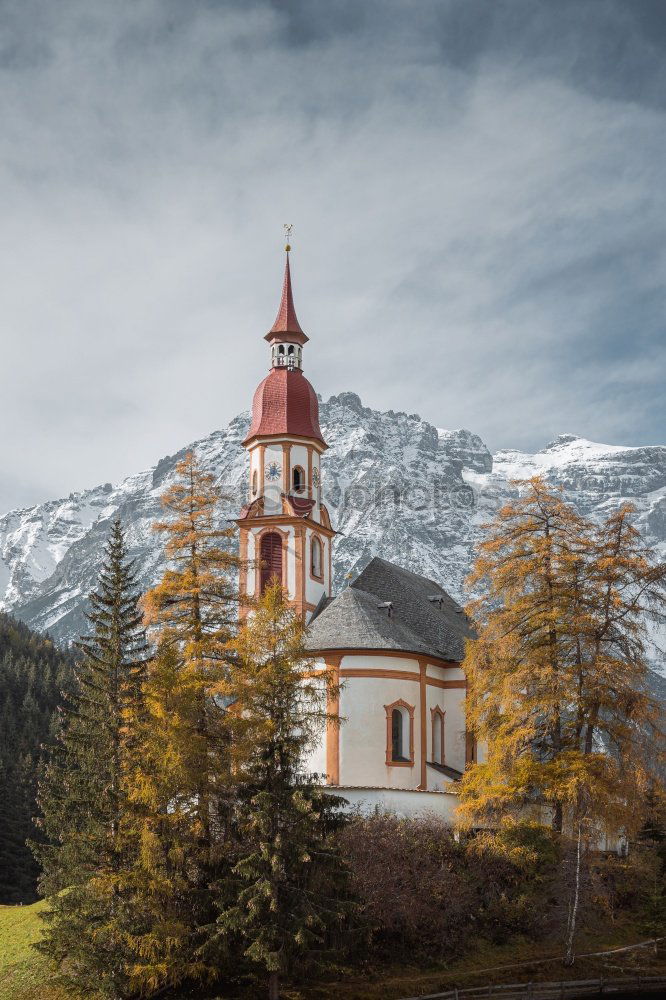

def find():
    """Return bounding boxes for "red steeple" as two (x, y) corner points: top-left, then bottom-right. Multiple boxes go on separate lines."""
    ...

(265, 252), (308, 345)
(244, 240), (324, 447)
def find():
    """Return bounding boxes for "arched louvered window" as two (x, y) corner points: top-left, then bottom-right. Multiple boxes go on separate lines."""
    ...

(260, 532), (283, 594)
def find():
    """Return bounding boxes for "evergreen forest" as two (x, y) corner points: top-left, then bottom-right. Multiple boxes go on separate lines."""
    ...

(0, 613), (76, 903)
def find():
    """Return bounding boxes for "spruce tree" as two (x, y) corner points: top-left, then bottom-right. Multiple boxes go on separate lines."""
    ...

(216, 583), (349, 1000)
(120, 451), (241, 996)
(33, 519), (148, 998)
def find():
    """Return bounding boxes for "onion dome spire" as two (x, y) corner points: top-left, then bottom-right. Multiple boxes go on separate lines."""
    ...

(244, 227), (325, 447)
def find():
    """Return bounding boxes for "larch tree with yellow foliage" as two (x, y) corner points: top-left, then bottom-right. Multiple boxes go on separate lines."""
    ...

(459, 477), (665, 961)
(121, 452), (242, 996)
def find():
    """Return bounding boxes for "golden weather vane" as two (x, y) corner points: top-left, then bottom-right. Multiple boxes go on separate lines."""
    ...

(284, 223), (293, 252)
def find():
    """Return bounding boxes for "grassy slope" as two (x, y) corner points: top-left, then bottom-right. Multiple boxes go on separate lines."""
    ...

(0, 901), (69, 1000)
(0, 901), (663, 1000)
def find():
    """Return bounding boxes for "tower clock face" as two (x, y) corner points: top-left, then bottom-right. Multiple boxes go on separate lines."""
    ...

(266, 461), (281, 481)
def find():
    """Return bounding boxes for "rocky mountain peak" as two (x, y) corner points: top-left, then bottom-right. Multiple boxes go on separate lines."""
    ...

(0, 395), (663, 678)
(438, 429), (493, 474)
(544, 433), (581, 449)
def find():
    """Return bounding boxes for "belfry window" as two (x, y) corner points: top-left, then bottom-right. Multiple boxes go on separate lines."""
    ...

(252, 470), (258, 495)
(292, 465), (305, 493)
(259, 532), (283, 594)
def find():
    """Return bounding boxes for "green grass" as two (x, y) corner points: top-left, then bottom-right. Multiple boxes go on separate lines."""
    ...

(0, 899), (71, 1000)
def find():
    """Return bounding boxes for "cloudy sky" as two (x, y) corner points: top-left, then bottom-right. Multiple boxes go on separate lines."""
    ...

(1, 0), (664, 510)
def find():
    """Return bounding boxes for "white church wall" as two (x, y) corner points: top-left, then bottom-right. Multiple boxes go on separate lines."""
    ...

(339, 655), (421, 790)
(429, 664), (465, 682)
(329, 785), (458, 824)
(245, 530), (256, 596)
(306, 671), (328, 778)
(304, 527), (328, 606)
(445, 690), (466, 772)
(302, 656), (328, 776)
(282, 525), (296, 600)
(289, 443), (308, 488)
(424, 683), (466, 776)
(343, 653), (420, 677)
(302, 649), (469, 802)
(311, 450), (321, 520)
(248, 447), (261, 501)
(425, 684), (445, 791)
(424, 662), (467, 775)
(263, 443), (283, 514)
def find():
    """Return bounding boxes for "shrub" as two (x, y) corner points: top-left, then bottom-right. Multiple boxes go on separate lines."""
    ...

(339, 814), (472, 962)
(339, 816), (561, 963)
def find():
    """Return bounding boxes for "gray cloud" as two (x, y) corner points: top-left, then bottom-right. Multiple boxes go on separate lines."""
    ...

(0, 0), (664, 509)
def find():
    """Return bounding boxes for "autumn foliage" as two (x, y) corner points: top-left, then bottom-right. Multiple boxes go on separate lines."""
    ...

(460, 476), (665, 839)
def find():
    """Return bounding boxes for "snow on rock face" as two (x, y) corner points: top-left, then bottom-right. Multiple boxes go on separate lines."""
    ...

(0, 397), (664, 677)
(320, 395), (480, 599)
(493, 434), (666, 502)
(437, 428), (493, 475)
(486, 434), (666, 561)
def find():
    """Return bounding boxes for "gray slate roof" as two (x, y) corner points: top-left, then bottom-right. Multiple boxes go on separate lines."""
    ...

(306, 556), (472, 662)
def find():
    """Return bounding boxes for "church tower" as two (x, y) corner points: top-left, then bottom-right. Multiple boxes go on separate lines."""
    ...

(237, 246), (335, 619)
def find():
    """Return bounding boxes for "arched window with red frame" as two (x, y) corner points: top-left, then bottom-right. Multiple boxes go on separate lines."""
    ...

(384, 699), (414, 765)
(260, 532), (283, 594)
(431, 707), (445, 764)
(311, 535), (323, 579)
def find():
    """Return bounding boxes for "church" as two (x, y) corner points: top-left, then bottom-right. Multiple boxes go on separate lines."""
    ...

(236, 246), (475, 821)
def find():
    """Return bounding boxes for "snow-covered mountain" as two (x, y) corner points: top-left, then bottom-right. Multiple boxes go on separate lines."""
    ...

(1, 393), (664, 677)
